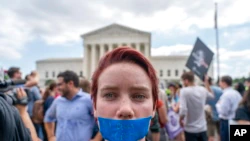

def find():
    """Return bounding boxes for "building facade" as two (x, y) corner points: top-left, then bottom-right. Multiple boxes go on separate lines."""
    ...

(36, 23), (213, 88)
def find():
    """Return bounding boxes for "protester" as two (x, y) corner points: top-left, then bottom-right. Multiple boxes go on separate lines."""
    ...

(91, 47), (158, 141)
(7, 67), (39, 87)
(7, 67), (41, 140)
(26, 71), (43, 139)
(234, 88), (250, 124)
(235, 82), (245, 96)
(40, 82), (56, 141)
(148, 98), (168, 141)
(245, 77), (250, 90)
(179, 72), (214, 141)
(44, 70), (95, 141)
(167, 83), (184, 141)
(168, 83), (180, 113)
(205, 77), (222, 141)
(216, 75), (242, 141)
(79, 78), (91, 93)
(79, 78), (104, 141)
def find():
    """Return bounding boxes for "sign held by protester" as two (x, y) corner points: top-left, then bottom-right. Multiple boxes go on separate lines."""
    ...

(186, 37), (214, 80)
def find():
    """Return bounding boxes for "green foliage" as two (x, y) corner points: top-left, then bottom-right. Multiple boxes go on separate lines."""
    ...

(45, 79), (55, 86)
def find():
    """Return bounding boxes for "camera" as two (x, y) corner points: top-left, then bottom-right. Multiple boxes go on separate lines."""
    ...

(0, 79), (30, 105)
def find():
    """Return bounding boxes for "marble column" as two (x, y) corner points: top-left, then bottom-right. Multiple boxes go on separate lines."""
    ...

(100, 44), (105, 60)
(144, 43), (150, 58)
(83, 44), (89, 79)
(108, 43), (113, 52)
(136, 43), (141, 52)
(91, 45), (96, 76)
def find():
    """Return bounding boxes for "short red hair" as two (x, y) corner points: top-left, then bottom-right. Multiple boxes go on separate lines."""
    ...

(91, 47), (158, 109)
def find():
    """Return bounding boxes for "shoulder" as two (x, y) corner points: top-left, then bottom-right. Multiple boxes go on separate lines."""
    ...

(45, 96), (54, 102)
(197, 86), (207, 91)
(180, 87), (191, 97)
(78, 92), (92, 103)
(30, 86), (39, 91)
(53, 96), (64, 104)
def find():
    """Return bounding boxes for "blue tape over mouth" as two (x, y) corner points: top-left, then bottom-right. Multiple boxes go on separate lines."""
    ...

(98, 116), (152, 141)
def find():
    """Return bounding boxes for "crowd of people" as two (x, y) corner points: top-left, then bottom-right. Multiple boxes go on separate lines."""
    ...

(1, 46), (250, 141)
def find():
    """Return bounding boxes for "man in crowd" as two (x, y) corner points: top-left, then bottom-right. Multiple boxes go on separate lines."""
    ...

(206, 77), (222, 141)
(7, 67), (38, 87)
(26, 72), (43, 139)
(8, 67), (43, 139)
(179, 72), (214, 141)
(216, 75), (242, 141)
(44, 70), (95, 141)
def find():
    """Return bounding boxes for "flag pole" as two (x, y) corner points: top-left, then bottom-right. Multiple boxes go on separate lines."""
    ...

(215, 2), (220, 83)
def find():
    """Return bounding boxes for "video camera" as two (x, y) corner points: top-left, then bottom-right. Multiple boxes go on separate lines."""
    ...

(0, 79), (30, 105)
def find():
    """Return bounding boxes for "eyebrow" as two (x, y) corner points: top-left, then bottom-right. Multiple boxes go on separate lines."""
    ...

(129, 86), (150, 91)
(100, 85), (119, 91)
(100, 85), (150, 91)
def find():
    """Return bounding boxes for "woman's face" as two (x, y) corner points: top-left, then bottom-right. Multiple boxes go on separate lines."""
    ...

(94, 62), (155, 120)
(169, 86), (176, 95)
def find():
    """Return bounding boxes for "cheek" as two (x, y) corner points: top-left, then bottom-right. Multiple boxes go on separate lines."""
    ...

(95, 97), (118, 118)
(136, 99), (154, 117)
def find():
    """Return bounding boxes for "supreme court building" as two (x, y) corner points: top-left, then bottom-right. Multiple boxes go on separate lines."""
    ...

(37, 23), (213, 88)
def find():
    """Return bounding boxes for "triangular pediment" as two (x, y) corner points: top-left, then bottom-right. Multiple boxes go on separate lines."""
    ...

(81, 23), (150, 38)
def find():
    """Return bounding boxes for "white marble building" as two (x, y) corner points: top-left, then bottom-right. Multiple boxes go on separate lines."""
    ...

(36, 24), (213, 88)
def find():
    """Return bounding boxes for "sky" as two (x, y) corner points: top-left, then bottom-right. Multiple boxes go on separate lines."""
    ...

(1, 0), (250, 78)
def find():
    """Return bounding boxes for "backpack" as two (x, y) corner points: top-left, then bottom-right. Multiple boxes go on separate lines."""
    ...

(32, 99), (44, 124)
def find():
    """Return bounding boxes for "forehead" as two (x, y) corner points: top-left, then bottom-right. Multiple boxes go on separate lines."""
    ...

(57, 77), (64, 82)
(98, 62), (151, 88)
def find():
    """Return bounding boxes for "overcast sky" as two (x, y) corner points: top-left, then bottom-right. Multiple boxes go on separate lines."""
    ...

(1, 0), (250, 78)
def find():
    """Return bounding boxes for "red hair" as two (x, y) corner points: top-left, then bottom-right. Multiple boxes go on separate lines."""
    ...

(91, 47), (158, 109)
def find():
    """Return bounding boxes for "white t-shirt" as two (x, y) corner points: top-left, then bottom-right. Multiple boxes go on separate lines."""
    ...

(179, 86), (213, 133)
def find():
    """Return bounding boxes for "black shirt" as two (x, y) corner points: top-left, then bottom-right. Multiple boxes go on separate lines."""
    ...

(0, 96), (31, 141)
(235, 105), (250, 121)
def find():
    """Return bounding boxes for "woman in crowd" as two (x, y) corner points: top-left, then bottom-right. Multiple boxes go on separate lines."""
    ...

(235, 88), (250, 124)
(42, 82), (57, 141)
(235, 82), (245, 97)
(91, 47), (158, 141)
(148, 95), (168, 141)
(168, 83), (180, 113)
(167, 83), (184, 141)
(79, 78), (104, 141)
(79, 78), (91, 93)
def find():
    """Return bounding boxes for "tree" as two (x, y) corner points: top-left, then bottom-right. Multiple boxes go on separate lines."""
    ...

(45, 79), (55, 86)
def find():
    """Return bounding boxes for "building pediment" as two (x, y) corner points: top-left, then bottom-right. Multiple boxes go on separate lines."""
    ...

(81, 23), (150, 39)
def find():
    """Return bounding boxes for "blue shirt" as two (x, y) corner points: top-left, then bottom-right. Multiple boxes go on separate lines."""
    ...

(44, 90), (95, 141)
(206, 86), (222, 121)
(27, 86), (41, 117)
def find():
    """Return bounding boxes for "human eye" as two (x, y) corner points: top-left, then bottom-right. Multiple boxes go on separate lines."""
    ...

(103, 93), (116, 100)
(132, 94), (146, 101)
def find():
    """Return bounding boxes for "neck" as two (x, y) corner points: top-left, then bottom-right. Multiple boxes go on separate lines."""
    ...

(188, 82), (195, 87)
(66, 88), (79, 100)
(223, 86), (231, 90)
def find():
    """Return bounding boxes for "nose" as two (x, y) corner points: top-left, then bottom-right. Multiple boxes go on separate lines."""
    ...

(115, 97), (135, 120)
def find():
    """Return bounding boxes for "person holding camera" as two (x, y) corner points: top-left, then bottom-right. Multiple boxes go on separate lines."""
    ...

(0, 88), (40, 141)
(7, 67), (39, 87)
